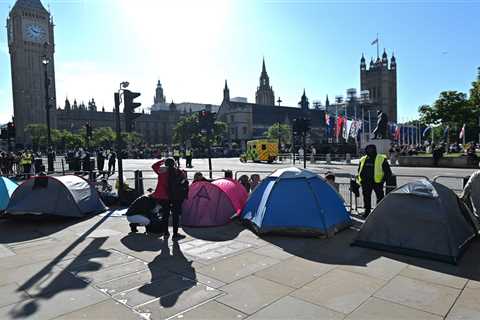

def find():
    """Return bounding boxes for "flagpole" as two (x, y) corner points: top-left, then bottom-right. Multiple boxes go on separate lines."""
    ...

(463, 124), (466, 146)
(376, 33), (379, 59)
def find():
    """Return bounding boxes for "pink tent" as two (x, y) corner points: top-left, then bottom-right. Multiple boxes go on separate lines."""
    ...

(181, 181), (236, 227)
(212, 178), (248, 216)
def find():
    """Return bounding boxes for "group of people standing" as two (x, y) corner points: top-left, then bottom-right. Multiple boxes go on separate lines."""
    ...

(126, 157), (189, 240)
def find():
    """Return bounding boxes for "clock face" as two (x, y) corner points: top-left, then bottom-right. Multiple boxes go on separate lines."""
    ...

(22, 22), (48, 43)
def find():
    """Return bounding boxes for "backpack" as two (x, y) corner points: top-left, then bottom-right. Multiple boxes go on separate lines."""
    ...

(170, 169), (189, 202)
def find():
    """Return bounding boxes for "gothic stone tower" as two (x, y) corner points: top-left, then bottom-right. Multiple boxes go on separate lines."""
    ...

(360, 50), (397, 122)
(154, 80), (166, 104)
(7, 0), (57, 144)
(255, 58), (275, 105)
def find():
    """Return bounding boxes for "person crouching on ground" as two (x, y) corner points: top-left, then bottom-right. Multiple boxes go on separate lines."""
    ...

(126, 191), (163, 234)
(152, 157), (188, 241)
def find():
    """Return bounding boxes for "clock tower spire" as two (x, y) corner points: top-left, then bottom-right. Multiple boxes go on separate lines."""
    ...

(8, 0), (57, 144)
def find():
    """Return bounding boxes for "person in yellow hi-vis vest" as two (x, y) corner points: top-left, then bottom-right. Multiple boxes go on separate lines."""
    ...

(357, 144), (392, 218)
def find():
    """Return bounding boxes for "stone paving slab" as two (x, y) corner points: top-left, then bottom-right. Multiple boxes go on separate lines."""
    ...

(216, 275), (293, 315)
(345, 297), (442, 320)
(374, 275), (461, 317)
(2, 213), (480, 319)
(446, 287), (480, 320)
(113, 274), (194, 308)
(246, 295), (344, 320)
(96, 268), (174, 296)
(0, 285), (109, 320)
(400, 265), (469, 289)
(0, 244), (16, 258)
(134, 283), (222, 320)
(255, 256), (336, 288)
(291, 269), (385, 314)
(252, 244), (295, 260)
(177, 300), (246, 319)
(340, 256), (407, 281)
(74, 260), (149, 284)
(198, 252), (280, 283)
(0, 283), (30, 309)
(53, 299), (142, 320)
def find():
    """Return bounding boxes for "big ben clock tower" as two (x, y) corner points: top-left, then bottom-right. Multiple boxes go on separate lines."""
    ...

(7, 0), (57, 144)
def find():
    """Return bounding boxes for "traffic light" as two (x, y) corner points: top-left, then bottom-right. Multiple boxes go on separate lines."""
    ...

(123, 90), (142, 132)
(7, 122), (15, 139)
(198, 110), (215, 133)
(292, 117), (310, 135)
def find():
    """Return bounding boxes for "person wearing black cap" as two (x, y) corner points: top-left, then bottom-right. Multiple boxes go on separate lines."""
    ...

(357, 144), (392, 218)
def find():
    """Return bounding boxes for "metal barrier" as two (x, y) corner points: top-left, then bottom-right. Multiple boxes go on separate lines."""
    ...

(433, 175), (469, 194)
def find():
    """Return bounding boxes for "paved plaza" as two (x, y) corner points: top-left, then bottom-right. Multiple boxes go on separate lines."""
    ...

(0, 159), (479, 319)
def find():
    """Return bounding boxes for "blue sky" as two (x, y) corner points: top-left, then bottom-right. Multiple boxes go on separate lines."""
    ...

(0, 0), (479, 124)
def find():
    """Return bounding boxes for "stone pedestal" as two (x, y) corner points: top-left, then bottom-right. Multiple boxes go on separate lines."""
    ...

(362, 139), (392, 155)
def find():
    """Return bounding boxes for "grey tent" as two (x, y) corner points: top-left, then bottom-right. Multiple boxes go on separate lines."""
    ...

(6, 175), (107, 217)
(354, 180), (479, 264)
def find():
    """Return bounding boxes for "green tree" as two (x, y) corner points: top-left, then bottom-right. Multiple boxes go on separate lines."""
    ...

(173, 114), (227, 148)
(264, 123), (291, 145)
(24, 124), (48, 151)
(122, 132), (143, 147)
(92, 127), (116, 148)
(470, 67), (480, 109)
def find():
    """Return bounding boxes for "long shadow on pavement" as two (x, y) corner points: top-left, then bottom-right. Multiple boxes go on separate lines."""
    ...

(6, 211), (114, 318)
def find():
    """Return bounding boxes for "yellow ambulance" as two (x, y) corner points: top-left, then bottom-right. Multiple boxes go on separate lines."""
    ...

(240, 139), (278, 163)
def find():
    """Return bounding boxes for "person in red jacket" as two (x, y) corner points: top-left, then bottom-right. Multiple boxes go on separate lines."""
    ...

(151, 158), (188, 240)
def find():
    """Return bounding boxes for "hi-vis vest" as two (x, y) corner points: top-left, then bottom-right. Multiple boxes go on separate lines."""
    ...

(174, 150), (180, 157)
(20, 154), (32, 165)
(357, 154), (386, 184)
(185, 150), (192, 157)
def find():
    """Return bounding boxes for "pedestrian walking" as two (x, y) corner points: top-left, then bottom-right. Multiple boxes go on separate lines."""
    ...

(97, 148), (106, 173)
(185, 147), (193, 168)
(108, 151), (116, 175)
(356, 144), (392, 218)
(151, 158), (188, 240)
(173, 147), (181, 166)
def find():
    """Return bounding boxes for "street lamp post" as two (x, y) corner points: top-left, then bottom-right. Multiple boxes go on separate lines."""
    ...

(42, 42), (54, 173)
(115, 81), (129, 192)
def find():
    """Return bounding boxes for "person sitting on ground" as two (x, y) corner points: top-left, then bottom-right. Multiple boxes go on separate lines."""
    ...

(192, 171), (210, 184)
(126, 192), (163, 234)
(238, 174), (251, 193)
(224, 170), (233, 179)
(250, 174), (261, 190)
(325, 171), (339, 191)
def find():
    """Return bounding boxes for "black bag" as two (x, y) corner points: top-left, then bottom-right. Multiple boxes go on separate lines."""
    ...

(145, 220), (167, 234)
(170, 170), (189, 202)
(350, 179), (360, 198)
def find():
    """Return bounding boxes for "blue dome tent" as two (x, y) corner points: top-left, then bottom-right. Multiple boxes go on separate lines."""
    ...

(0, 177), (18, 211)
(242, 167), (351, 236)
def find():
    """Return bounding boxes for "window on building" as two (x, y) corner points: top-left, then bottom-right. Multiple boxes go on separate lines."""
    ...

(242, 127), (247, 135)
(230, 115), (234, 122)
(261, 144), (266, 150)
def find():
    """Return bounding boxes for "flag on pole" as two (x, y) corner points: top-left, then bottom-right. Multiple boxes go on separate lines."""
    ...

(394, 125), (401, 140)
(443, 126), (449, 140)
(336, 115), (344, 139)
(459, 124), (465, 139)
(422, 126), (432, 138)
(371, 38), (378, 45)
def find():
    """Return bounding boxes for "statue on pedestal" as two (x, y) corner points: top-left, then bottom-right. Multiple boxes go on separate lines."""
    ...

(372, 110), (389, 139)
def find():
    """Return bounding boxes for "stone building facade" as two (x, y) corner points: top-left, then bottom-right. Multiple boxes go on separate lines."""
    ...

(7, 0), (57, 143)
(217, 64), (326, 149)
(360, 50), (397, 122)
